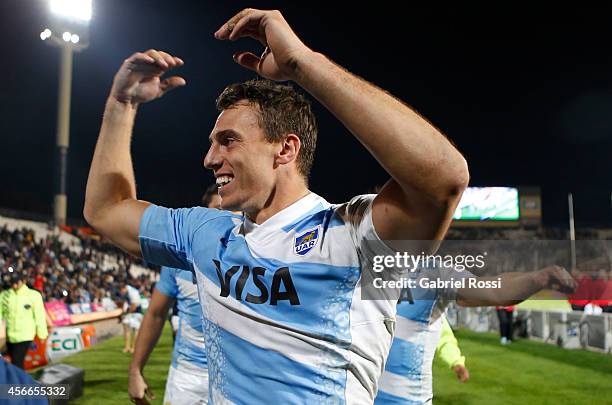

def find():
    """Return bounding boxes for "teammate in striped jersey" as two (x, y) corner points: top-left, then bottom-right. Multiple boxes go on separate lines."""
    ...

(128, 188), (220, 404)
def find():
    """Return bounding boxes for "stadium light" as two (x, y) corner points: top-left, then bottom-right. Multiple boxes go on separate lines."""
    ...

(50, 0), (92, 22)
(41, 0), (93, 225)
(40, 28), (52, 41)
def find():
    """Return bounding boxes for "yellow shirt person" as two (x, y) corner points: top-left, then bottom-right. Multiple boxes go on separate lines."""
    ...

(0, 273), (48, 369)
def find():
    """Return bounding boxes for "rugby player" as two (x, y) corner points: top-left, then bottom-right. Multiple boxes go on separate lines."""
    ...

(85, 9), (574, 403)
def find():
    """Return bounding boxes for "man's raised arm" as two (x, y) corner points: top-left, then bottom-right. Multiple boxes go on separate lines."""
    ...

(215, 9), (469, 242)
(83, 50), (185, 256)
(457, 266), (577, 307)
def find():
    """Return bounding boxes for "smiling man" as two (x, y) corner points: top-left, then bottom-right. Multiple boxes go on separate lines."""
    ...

(84, 8), (471, 403)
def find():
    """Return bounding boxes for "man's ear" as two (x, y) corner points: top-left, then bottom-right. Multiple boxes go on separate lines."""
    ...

(276, 134), (301, 166)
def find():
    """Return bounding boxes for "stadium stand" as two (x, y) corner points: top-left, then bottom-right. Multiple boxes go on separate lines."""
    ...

(0, 215), (155, 304)
(0, 214), (157, 369)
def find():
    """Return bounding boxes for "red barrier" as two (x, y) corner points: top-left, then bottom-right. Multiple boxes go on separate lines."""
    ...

(24, 336), (48, 370)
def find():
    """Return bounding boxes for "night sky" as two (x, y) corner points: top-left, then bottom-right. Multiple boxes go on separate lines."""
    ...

(2, 1), (612, 227)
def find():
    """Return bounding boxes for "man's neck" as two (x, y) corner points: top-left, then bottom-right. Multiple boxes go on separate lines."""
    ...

(247, 180), (310, 225)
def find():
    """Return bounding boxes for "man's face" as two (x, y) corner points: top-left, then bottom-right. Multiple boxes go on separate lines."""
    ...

(204, 102), (280, 212)
(11, 280), (22, 290)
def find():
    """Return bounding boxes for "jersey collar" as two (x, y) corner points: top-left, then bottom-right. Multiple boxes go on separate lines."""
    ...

(241, 192), (329, 242)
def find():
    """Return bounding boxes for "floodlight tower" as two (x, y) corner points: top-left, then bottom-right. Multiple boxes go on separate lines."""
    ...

(40, 0), (91, 225)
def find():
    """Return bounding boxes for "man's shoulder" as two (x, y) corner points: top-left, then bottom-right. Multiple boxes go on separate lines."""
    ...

(281, 193), (376, 233)
(26, 287), (43, 300)
(330, 194), (376, 222)
(146, 205), (239, 228)
(295, 193), (375, 218)
(272, 194), (377, 251)
(186, 207), (241, 232)
(332, 194), (376, 211)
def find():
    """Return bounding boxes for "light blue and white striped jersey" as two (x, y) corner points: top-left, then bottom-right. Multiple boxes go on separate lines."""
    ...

(155, 266), (207, 373)
(375, 268), (472, 405)
(375, 301), (444, 405)
(139, 193), (397, 404)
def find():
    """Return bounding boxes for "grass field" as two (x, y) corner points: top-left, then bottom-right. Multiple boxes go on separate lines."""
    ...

(57, 326), (612, 404)
(60, 325), (174, 405)
(432, 331), (612, 405)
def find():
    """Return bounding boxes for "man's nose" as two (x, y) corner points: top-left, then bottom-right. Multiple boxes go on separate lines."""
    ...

(203, 145), (221, 171)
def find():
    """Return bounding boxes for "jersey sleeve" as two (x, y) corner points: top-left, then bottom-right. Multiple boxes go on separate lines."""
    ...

(155, 267), (179, 298)
(435, 316), (465, 368)
(139, 205), (217, 271)
(341, 194), (396, 259)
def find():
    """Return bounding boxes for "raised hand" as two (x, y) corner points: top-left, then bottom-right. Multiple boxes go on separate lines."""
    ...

(110, 49), (186, 105)
(214, 9), (312, 81)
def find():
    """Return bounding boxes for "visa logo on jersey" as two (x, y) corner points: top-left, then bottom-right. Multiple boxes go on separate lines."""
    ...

(213, 260), (300, 305)
(294, 227), (319, 256)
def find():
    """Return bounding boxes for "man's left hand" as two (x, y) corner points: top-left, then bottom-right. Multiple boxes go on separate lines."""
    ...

(214, 8), (313, 81)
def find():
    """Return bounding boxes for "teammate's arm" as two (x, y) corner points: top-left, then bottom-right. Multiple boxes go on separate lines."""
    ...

(457, 265), (577, 306)
(436, 317), (469, 382)
(215, 9), (469, 242)
(83, 50), (185, 257)
(128, 289), (175, 404)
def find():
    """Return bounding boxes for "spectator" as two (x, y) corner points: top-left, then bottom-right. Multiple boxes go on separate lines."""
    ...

(496, 306), (514, 345)
(1, 224), (157, 308)
(33, 264), (45, 293)
(119, 281), (143, 354)
(0, 271), (48, 369)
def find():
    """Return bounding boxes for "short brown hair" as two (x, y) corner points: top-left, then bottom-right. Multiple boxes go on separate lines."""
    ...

(216, 79), (318, 180)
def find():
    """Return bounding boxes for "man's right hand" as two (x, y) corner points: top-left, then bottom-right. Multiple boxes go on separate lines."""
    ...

(128, 369), (155, 405)
(110, 49), (186, 105)
(452, 364), (470, 383)
(534, 265), (577, 295)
